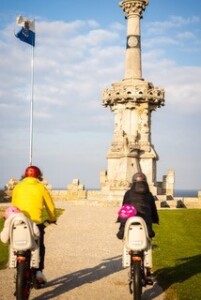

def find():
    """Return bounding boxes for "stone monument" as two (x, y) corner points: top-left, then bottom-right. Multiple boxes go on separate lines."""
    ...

(100, 0), (174, 196)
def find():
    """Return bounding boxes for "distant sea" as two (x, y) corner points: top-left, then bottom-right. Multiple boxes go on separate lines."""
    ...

(174, 189), (199, 197)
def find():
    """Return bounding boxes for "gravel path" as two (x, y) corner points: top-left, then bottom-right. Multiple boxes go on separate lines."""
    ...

(0, 201), (165, 300)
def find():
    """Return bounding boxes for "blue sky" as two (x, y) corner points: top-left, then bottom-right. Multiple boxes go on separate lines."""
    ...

(0, 0), (201, 191)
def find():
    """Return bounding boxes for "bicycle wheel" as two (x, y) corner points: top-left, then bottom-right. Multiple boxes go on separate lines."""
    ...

(16, 260), (31, 300)
(132, 260), (142, 300)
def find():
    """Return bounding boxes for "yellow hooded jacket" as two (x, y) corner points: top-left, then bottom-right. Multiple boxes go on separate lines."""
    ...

(12, 177), (56, 224)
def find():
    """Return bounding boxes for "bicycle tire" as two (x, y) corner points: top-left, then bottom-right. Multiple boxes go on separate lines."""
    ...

(16, 260), (31, 300)
(132, 260), (142, 300)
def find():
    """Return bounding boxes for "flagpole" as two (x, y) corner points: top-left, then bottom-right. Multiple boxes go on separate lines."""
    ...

(29, 35), (35, 166)
(15, 16), (36, 166)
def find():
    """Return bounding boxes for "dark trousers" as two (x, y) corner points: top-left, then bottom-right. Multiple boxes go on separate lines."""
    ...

(37, 224), (46, 271)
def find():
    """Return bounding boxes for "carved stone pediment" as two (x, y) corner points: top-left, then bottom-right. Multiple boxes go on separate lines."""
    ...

(103, 81), (165, 109)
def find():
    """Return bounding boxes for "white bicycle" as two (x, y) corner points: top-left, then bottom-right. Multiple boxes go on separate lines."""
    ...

(8, 214), (55, 300)
(122, 216), (153, 300)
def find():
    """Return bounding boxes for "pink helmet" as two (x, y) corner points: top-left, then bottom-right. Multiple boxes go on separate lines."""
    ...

(4, 206), (20, 219)
(118, 204), (137, 219)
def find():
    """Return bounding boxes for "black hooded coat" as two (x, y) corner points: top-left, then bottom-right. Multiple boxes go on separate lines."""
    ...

(117, 181), (159, 239)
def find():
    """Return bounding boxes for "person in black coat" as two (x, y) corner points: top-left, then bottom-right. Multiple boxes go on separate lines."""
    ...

(117, 172), (159, 240)
(117, 172), (159, 283)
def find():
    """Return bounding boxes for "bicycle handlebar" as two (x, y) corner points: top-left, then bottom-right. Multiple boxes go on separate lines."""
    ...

(43, 220), (57, 227)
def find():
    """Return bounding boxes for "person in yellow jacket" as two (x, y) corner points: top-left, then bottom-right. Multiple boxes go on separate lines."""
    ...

(12, 165), (57, 284)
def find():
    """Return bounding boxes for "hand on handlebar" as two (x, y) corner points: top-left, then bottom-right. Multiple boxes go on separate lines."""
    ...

(43, 219), (57, 227)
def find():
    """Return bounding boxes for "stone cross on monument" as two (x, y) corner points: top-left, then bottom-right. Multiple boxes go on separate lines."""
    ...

(100, 0), (168, 195)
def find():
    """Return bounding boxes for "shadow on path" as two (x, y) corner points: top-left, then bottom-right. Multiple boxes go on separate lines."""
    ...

(32, 254), (165, 300)
(142, 281), (164, 300)
(32, 255), (122, 299)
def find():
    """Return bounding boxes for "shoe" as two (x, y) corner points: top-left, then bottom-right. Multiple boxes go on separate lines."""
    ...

(36, 271), (47, 284)
(146, 274), (154, 285)
(116, 228), (124, 240)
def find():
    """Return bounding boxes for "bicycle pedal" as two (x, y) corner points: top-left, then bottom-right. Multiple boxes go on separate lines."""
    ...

(146, 277), (154, 285)
(141, 278), (146, 287)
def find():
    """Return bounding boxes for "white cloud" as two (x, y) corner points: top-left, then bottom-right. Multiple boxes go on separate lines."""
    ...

(146, 15), (200, 35)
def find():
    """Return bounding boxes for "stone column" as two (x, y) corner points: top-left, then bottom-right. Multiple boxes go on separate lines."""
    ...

(120, 0), (149, 80)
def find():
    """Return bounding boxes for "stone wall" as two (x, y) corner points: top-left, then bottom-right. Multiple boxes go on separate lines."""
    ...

(49, 189), (201, 209)
(1, 183), (201, 209)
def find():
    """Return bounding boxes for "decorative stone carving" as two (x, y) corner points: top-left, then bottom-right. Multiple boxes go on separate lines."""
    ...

(101, 178), (131, 190)
(119, 0), (149, 17)
(103, 82), (165, 108)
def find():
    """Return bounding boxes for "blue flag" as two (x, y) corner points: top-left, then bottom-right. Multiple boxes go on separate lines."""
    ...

(15, 16), (35, 47)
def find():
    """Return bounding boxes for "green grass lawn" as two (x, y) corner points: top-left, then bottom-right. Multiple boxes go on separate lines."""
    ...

(0, 217), (9, 268)
(153, 209), (201, 300)
(0, 208), (201, 299)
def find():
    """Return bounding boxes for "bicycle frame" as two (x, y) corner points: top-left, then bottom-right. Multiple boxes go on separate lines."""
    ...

(123, 216), (152, 300)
